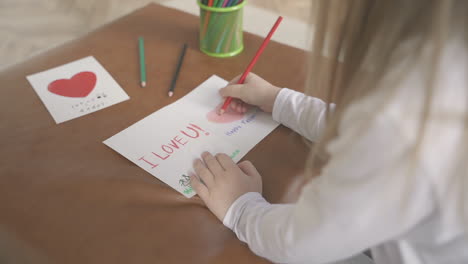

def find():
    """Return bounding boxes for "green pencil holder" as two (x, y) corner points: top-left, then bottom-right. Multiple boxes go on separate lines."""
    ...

(198, 0), (246, 58)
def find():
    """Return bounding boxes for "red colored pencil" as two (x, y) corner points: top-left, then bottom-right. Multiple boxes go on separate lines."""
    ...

(202, 0), (215, 40)
(219, 16), (283, 115)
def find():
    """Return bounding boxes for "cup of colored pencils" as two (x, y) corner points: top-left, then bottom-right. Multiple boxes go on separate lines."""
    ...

(197, 0), (246, 57)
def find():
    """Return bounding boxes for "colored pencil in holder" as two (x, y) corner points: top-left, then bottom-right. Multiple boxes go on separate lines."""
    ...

(198, 0), (246, 57)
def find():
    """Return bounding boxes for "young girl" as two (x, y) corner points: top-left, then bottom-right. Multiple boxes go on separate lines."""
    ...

(190, 1), (468, 263)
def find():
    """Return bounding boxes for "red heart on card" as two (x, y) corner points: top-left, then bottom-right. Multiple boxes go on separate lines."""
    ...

(48, 71), (97, 98)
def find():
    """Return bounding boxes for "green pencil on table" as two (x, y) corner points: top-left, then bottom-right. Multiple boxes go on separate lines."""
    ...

(138, 37), (147, 87)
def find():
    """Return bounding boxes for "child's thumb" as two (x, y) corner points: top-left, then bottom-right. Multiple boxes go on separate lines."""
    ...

(219, 84), (245, 99)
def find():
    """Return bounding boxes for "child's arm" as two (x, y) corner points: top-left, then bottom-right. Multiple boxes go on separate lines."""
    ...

(272, 88), (334, 142)
(220, 73), (331, 141)
(191, 104), (435, 263)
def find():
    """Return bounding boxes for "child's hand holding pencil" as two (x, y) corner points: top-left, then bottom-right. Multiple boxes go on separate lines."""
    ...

(219, 16), (283, 115)
(219, 73), (281, 113)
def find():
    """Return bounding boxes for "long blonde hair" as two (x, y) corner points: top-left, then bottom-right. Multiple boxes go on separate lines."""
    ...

(303, 0), (468, 226)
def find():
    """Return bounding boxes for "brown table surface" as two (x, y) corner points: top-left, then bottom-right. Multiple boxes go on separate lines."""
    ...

(0, 4), (311, 264)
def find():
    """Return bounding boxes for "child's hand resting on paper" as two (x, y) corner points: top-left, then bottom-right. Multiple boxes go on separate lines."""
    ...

(190, 152), (262, 221)
(220, 73), (281, 113)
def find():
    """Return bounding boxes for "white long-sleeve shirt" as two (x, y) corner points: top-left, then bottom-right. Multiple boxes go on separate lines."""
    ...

(222, 38), (468, 264)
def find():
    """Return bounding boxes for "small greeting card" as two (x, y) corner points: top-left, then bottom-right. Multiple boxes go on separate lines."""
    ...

(26, 56), (129, 124)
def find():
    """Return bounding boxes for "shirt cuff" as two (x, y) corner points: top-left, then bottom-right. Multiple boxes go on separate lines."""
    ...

(223, 192), (266, 230)
(272, 88), (300, 124)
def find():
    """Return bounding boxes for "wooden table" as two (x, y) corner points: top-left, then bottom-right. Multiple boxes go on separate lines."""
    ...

(0, 4), (311, 264)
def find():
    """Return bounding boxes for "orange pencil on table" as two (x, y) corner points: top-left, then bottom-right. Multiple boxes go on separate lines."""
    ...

(219, 16), (283, 115)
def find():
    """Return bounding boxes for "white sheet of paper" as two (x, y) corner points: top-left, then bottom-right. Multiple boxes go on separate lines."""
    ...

(104, 75), (279, 197)
(26, 56), (129, 124)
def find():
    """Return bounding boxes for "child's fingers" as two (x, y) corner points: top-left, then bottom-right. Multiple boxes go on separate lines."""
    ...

(201, 152), (224, 176)
(219, 84), (245, 100)
(236, 101), (249, 113)
(241, 103), (248, 113)
(215, 153), (238, 171)
(230, 100), (240, 110)
(193, 159), (215, 188)
(244, 72), (258, 82)
(238, 160), (259, 177)
(228, 72), (259, 85)
(190, 174), (209, 200)
(236, 104), (243, 113)
(230, 99), (247, 113)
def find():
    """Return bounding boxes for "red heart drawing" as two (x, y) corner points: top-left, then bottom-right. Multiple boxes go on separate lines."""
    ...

(206, 103), (245, 123)
(48, 71), (97, 98)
